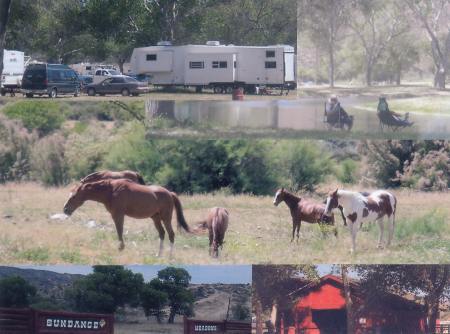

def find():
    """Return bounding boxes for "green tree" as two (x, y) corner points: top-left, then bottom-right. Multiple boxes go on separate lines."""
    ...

(150, 267), (194, 324)
(231, 304), (251, 321)
(252, 265), (319, 334)
(140, 283), (168, 323)
(356, 265), (450, 334)
(0, 275), (37, 308)
(0, 0), (12, 77)
(67, 266), (144, 314)
(404, 0), (450, 89)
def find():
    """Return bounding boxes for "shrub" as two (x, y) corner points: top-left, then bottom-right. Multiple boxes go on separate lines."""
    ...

(274, 141), (334, 192)
(3, 101), (66, 136)
(0, 114), (36, 182)
(31, 133), (68, 186)
(337, 159), (358, 184)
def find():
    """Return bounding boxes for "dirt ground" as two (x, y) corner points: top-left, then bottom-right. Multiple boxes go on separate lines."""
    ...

(0, 183), (449, 265)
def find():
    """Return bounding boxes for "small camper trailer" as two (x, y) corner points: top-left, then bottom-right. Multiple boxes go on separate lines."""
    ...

(130, 41), (296, 93)
(1, 50), (28, 95)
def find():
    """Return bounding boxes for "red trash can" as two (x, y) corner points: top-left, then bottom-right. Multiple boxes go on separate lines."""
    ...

(232, 87), (244, 101)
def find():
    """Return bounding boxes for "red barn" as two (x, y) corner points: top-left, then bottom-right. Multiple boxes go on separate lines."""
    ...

(280, 275), (430, 334)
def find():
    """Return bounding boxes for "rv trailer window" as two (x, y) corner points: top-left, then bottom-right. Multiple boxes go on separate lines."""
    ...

(189, 61), (204, 69)
(265, 61), (277, 69)
(146, 54), (157, 61)
(266, 50), (276, 58)
(212, 61), (228, 69)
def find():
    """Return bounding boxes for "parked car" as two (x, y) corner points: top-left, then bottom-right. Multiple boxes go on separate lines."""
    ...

(21, 63), (80, 98)
(84, 76), (149, 96)
(78, 74), (93, 87)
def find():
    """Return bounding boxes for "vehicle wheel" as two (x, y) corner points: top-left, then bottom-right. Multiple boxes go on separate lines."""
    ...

(195, 86), (203, 93)
(74, 88), (80, 97)
(25, 93), (34, 98)
(213, 86), (223, 94)
(225, 86), (233, 94)
(87, 88), (95, 96)
(121, 88), (130, 96)
(49, 88), (57, 98)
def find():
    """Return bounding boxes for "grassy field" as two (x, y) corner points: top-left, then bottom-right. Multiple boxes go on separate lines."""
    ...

(1, 183), (449, 265)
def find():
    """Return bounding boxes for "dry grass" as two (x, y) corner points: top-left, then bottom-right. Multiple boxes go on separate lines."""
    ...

(1, 183), (449, 265)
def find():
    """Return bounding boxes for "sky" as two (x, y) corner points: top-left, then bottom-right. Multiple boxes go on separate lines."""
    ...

(15, 265), (252, 284)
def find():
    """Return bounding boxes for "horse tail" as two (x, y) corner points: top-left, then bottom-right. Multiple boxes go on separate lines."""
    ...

(136, 173), (146, 185)
(212, 208), (219, 247)
(171, 192), (190, 232)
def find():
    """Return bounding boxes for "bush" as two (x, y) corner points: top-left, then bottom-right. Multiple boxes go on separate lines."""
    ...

(0, 114), (36, 182)
(3, 101), (66, 136)
(274, 141), (334, 192)
(31, 133), (68, 186)
(337, 159), (358, 184)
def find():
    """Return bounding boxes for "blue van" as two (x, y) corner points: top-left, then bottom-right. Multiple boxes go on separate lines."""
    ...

(21, 63), (81, 98)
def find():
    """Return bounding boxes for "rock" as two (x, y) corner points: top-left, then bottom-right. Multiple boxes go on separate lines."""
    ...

(86, 220), (96, 228)
(49, 213), (68, 220)
(3, 214), (13, 219)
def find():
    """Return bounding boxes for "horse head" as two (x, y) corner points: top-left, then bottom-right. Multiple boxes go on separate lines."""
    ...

(273, 188), (286, 206)
(63, 180), (110, 216)
(63, 183), (86, 216)
(324, 189), (339, 216)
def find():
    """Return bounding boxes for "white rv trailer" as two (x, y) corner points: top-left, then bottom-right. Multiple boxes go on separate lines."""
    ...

(1, 50), (28, 95)
(130, 41), (296, 93)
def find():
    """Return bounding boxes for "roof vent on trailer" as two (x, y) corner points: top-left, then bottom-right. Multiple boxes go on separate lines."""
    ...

(157, 41), (172, 46)
(206, 41), (220, 46)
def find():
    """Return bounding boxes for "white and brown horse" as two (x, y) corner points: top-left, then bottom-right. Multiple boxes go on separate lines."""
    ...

(323, 189), (397, 253)
(273, 188), (337, 242)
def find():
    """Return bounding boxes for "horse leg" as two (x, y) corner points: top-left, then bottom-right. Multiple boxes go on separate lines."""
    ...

(161, 214), (175, 258)
(348, 221), (358, 254)
(112, 214), (125, 251)
(296, 221), (301, 243)
(209, 228), (214, 256)
(291, 220), (296, 243)
(387, 214), (395, 247)
(152, 215), (165, 257)
(377, 219), (385, 249)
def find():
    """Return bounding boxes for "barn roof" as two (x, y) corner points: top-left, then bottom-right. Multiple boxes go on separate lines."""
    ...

(290, 275), (426, 312)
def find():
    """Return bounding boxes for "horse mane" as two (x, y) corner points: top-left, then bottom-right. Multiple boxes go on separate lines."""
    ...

(80, 171), (103, 184)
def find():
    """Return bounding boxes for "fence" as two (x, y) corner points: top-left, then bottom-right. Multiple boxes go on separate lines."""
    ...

(184, 316), (251, 334)
(0, 308), (114, 334)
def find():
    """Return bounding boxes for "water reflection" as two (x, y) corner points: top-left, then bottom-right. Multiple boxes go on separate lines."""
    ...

(145, 98), (450, 139)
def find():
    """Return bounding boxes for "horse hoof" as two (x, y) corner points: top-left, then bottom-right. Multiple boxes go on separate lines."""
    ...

(118, 244), (125, 251)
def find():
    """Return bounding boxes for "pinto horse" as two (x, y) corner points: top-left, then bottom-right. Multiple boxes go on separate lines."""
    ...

(273, 188), (336, 242)
(63, 179), (190, 257)
(80, 170), (145, 185)
(324, 189), (397, 253)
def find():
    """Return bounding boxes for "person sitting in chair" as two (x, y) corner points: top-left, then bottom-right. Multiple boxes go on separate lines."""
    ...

(378, 96), (413, 126)
(325, 95), (353, 130)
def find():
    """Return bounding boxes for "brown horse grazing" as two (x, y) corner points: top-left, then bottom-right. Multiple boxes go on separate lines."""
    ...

(80, 170), (145, 185)
(273, 188), (336, 242)
(194, 207), (229, 258)
(63, 179), (190, 257)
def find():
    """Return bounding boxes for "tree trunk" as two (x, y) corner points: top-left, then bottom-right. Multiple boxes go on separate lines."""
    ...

(365, 63), (373, 87)
(0, 0), (12, 77)
(396, 62), (401, 86)
(118, 58), (126, 74)
(329, 43), (335, 88)
(269, 301), (278, 333)
(434, 67), (446, 90)
(341, 265), (354, 334)
(255, 299), (263, 334)
(168, 309), (176, 324)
